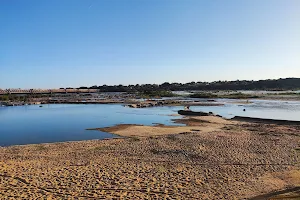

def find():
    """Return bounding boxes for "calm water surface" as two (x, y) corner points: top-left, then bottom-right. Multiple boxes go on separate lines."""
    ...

(193, 99), (300, 120)
(1, 100), (300, 146)
(0, 104), (181, 146)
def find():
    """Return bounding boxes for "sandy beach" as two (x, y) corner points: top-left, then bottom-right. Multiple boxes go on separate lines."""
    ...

(2, 0), (300, 198)
(0, 116), (300, 199)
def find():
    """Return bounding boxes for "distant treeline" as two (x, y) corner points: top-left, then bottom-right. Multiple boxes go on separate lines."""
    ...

(0, 94), (46, 102)
(76, 78), (300, 92)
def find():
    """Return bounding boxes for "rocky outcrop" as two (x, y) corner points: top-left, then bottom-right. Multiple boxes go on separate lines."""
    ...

(178, 110), (214, 116)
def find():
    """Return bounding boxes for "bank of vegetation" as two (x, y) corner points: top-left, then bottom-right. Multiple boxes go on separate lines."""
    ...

(138, 90), (178, 98)
(190, 92), (259, 99)
(0, 94), (46, 102)
(273, 92), (300, 95)
(77, 78), (300, 92)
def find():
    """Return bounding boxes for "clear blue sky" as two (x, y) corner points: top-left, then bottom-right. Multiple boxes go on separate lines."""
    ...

(1, 0), (299, 89)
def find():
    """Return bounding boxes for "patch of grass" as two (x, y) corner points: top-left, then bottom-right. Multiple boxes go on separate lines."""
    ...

(179, 132), (192, 135)
(93, 146), (105, 151)
(258, 132), (269, 136)
(247, 128), (259, 132)
(150, 149), (160, 154)
(190, 92), (259, 99)
(157, 165), (167, 173)
(166, 134), (177, 141)
(219, 92), (260, 99)
(129, 136), (140, 142)
(274, 92), (300, 95)
(139, 90), (178, 98)
(35, 144), (47, 151)
(222, 126), (238, 131)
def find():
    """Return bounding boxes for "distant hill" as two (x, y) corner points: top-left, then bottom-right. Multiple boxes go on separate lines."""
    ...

(78, 78), (300, 92)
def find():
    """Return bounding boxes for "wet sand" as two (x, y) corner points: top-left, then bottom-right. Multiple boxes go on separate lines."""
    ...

(0, 116), (300, 199)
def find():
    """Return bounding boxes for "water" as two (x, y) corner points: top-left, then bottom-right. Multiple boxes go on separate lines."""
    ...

(172, 90), (300, 95)
(191, 99), (300, 121)
(1, 100), (300, 146)
(0, 104), (181, 146)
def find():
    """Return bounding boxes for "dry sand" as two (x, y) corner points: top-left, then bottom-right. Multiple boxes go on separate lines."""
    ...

(96, 116), (233, 137)
(0, 116), (299, 199)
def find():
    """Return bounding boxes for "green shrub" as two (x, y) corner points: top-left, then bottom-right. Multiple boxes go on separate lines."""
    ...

(140, 90), (177, 98)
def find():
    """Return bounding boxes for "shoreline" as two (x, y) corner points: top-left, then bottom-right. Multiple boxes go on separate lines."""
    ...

(1, 94), (300, 108)
(1, 117), (300, 199)
(231, 116), (300, 125)
(3, 114), (300, 147)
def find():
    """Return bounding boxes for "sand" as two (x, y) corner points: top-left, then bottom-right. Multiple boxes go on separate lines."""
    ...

(0, 116), (299, 199)
(95, 116), (236, 137)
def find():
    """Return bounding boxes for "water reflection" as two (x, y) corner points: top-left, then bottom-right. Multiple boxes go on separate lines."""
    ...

(1, 100), (299, 146)
(0, 104), (181, 146)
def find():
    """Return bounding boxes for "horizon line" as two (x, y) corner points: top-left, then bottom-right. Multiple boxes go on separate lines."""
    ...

(1, 77), (299, 90)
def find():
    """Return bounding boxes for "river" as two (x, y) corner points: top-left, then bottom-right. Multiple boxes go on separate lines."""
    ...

(1, 99), (300, 146)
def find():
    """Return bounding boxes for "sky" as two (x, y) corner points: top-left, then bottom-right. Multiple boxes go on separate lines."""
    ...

(1, 0), (300, 89)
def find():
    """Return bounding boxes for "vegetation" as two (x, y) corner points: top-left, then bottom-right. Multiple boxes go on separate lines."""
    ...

(77, 78), (300, 92)
(190, 93), (217, 98)
(139, 90), (177, 98)
(129, 136), (140, 142)
(273, 92), (300, 95)
(0, 95), (9, 101)
(1, 78), (300, 102)
(219, 92), (259, 99)
(35, 144), (47, 151)
(166, 134), (178, 141)
(0, 95), (28, 102)
(0, 94), (46, 102)
(190, 92), (259, 99)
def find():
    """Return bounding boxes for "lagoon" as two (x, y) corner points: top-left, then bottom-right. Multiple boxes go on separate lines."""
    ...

(0, 104), (181, 146)
(1, 99), (300, 146)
